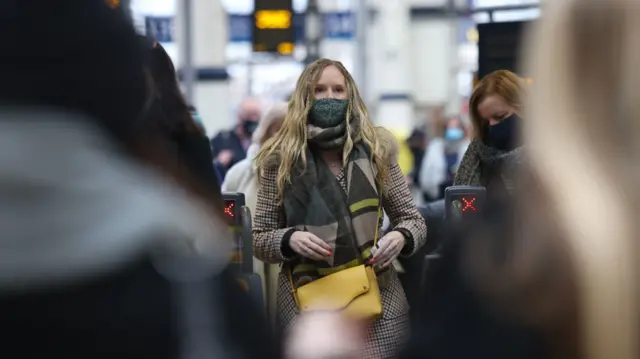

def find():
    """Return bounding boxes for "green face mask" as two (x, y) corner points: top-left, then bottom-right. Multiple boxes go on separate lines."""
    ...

(308, 98), (348, 128)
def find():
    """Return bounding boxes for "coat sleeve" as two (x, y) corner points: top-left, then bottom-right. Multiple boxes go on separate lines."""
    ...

(252, 165), (298, 264)
(383, 160), (428, 257)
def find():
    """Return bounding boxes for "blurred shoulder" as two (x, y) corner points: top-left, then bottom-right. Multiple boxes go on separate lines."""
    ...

(261, 153), (281, 170)
(374, 127), (399, 164)
(256, 152), (280, 182)
(222, 158), (251, 191)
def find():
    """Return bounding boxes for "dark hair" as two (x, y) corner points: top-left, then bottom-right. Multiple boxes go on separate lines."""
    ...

(0, 1), (221, 215)
(0, 0), (147, 144)
(141, 39), (203, 137)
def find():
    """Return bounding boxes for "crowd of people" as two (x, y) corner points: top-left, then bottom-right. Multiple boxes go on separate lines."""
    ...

(2, 0), (639, 359)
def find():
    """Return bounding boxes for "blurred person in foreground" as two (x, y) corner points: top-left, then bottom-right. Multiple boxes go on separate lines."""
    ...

(211, 97), (262, 179)
(289, 1), (640, 358)
(140, 37), (221, 196)
(222, 102), (287, 323)
(419, 116), (469, 201)
(454, 70), (525, 195)
(0, 1), (279, 358)
(253, 58), (427, 359)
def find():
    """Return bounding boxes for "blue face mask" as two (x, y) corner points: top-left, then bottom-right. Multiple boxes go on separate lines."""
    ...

(444, 127), (464, 141)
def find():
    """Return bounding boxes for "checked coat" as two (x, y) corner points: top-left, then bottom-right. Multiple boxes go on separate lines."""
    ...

(253, 130), (427, 359)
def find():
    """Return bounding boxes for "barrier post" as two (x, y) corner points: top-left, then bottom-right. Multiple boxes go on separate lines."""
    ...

(421, 253), (441, 300)
(240, 206), (254, 274)
(222, 192), (264, 308)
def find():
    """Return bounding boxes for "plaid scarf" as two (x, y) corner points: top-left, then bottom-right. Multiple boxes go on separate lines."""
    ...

(283, 124), (381, 288)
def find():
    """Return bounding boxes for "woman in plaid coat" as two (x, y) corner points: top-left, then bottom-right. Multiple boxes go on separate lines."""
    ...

(252, 58), (427, 359)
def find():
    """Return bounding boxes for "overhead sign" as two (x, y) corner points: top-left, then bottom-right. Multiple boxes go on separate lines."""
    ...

(230, 13), (305, 43)
(145, 16), (174, 43)
(252, 0), (295, 55)
(323, 12), (355, 39)
(229, 13), (357, 43)
(477, 20), (530, 79)
(229, 15), (254, 42)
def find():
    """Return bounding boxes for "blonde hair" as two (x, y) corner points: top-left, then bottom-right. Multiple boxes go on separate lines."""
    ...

(255, 58), (388, 200)
(525, 1), (639, 358)
(253, 102), (287, 146)
(469, 70), (524, 139)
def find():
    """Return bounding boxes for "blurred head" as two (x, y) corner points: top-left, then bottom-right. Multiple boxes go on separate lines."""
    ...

(0, 0), (221, 212)
(440, 117), (467, 142)
(238, 98), (262, 138)
(253, 102), (287, 147)
(469, 70), (524, 141)
(142, 38), (202, 136)
(0, 0), (147, 144)
(255, 58), (387, 200)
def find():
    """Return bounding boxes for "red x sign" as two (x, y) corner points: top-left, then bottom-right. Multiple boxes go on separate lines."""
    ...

(462, 197), (477, 212)
(224, 201), (235, 218)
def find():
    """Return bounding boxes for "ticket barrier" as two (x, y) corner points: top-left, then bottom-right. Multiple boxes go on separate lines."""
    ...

(222, 192), (264, 307)
(420, 186), (486, 302)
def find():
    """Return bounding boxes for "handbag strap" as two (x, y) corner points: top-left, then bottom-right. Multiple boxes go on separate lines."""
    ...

(373, 189), (383, 248)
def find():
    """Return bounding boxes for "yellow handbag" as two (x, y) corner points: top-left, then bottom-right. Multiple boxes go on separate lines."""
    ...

(288, 204), (383, 320)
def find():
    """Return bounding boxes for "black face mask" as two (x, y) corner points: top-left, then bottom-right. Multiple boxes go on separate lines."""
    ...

(485, 114), (521, 151)
(242, 120), (259, 136)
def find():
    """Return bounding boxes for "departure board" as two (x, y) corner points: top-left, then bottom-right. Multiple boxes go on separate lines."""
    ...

(477, 21), (530, 80)
(252, 0), (295, 55)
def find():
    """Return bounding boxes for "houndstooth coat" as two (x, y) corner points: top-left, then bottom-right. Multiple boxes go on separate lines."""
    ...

(253, 132), (427, 359)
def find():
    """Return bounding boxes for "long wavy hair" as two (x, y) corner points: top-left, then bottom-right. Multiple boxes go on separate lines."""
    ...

(255, 58), (388, 200)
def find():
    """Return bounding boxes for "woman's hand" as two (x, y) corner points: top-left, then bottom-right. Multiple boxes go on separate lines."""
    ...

(290, 231), (333, 261)
(370, 231), (406, 267)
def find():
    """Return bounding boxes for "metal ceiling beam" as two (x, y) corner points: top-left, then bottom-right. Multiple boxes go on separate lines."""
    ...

(409, 3), (539, 20)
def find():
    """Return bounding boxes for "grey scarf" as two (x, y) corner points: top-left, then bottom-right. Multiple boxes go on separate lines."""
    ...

(454, 138), (525, 194)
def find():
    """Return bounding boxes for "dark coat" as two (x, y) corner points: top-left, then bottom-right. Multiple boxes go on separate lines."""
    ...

(402, 199), (546, 359)
(174, 132), (221, 195)
(210, 130), (248, 178)
(0, 255), (281, 359)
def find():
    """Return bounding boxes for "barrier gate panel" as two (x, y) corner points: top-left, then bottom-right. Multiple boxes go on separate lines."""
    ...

(222, 192), (264, 308)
